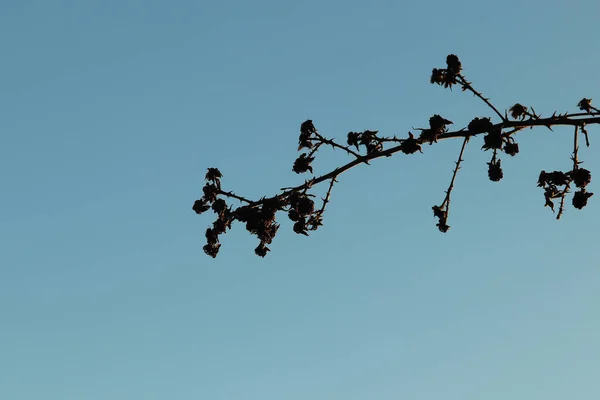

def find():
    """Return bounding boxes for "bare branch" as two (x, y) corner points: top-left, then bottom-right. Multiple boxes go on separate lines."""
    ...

(457, 75), (507, 122)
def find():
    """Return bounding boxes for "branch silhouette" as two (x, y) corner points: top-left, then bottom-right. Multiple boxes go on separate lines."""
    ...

(193, 54), (598, 258)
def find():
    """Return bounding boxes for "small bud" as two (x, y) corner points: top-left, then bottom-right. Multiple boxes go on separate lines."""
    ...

(509, 104), (528, 120)
(203, 243), (221, 258)
(577, 98), (593, 112)
(468, 117), (494, 134)
(503, 141), (519, 156)
(296, 196), (315, 216)
(300, 120), (317, 136)
(202, 184), (219, 202)
(211, 198), (227, 214)
(430, 68), (445, 85)
(292, 153), (315, 174)
(482, 128), (504, 151)
(347, 132), (361, 150)
(572, 168), (592, 188)
(488, 159), (503, 182)
(205, 168), (222, 182)
(255, 243), (270, 257)
(572, 190), (593, 209)
(192, 199), (211, 215)
(400, 133), (423, 154)
(293, 219), (309, 236)
(446, 54), (462, 74)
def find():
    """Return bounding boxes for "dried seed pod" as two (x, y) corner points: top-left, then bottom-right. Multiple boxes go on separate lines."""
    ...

(446, 54), (462, 74)
(468, 117), (494, 134)
(292, 153), (315, 174)
(205, 168), (222, 182)
(488, 159), (503, 182)
(400, 133), (423, 154)
(577, 98), (593, 112)
(293, 219), (309, 236)
(202, 184), (219, 203)
(572, 190), (593, 209)
(203, 243), (221, 258)
(255, 243), (270, 257)
(193, 199), (211, 215)
(503, 141), (519, 156)
(430, 68), (445, 85)
(211, 198), (227, 214)
(482, 128), (504, 151)
(548, 171), (570, 186)
(296, 196), (315, 216)
(572, 168), (591, 189)
(509, 104), (528, 120)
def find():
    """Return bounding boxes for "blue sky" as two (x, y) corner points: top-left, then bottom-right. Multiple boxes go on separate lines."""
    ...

(1, 0), (599, 399)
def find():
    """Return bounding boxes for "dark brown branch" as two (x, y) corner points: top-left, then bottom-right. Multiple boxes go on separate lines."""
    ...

(302, 116), (597, 190)
(216, 115), (600, 209)
(439, 115), (600, 140)
(234, 114), (599, 208)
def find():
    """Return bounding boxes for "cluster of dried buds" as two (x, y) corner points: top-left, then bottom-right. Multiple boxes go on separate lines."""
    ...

(192, 168), (232, 257)
(418, 115), (453, 144)
(578, 98), (600, 114)
(432, 205), (450, 233)
(537, 168), (593, 216)
(193, 54), (599, 258)
(346, 130), (384, 154)
(464, 115), (521, 182)
(536, 120), (594, 217)
(293, 120), (318, 173)
(286, 191), (323, 235)
(192, 164), (330, 257)
(431, 54), (463, 89)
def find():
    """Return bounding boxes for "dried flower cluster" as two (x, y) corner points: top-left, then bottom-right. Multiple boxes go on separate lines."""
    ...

(192, 166), (331, 258)
(535, 125), (594, 219)
(537, 169), (593, 215)
(430, 54), (462, 89)
(193, 54), (599, 257)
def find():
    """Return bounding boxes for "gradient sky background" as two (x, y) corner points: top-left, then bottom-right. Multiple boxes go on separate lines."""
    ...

(1, 0), (599, 399)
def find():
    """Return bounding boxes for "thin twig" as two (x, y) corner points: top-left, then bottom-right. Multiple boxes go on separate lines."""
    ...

(311, 133), (363, 159)
(502, 127), (526, 137)
(573, 125), (580, 167)
(217, 190), (255, 204)
(581, 124), (590, 147)
(557, 126), (581, 220)
(556, 185), (570, 220)
(441, 137), (470, 210)
(457, 75), (507, 122)
(317, 175), (338, 216)
(556, 111), (600, 119)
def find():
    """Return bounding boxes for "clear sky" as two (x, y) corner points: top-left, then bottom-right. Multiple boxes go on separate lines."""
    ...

(1, 0), (599, 399)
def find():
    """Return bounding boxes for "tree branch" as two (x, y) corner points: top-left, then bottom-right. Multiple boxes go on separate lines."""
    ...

(457, 75), (507, 122)
(194, 54), (599, 258)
